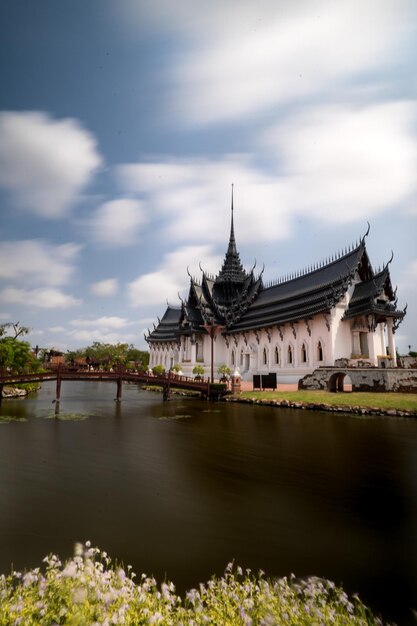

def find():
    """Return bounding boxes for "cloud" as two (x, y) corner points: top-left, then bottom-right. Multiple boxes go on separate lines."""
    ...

(127, 245), (222, 306)
(0, 240), (81, 286)
(0, 111), (102, 218)
(89, 199), (147, 246)
(118, 99), (417, 244)
(90, 278), (119, 296)
(118, 156), (293, 244)
(67, 329), (137, 343)
(263, 101), (417, 220)
(70, 316), (129, 329)
(0, 287), (81, 309)
(127, 0), (415, 126)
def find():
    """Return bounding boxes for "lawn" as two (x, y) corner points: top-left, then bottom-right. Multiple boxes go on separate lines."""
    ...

(239, 389), (417, 413)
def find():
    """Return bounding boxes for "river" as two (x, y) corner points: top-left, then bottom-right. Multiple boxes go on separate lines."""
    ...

(0, 381), (416, 624)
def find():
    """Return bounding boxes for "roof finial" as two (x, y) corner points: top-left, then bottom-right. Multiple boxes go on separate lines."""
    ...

(361, 221), (371, 244)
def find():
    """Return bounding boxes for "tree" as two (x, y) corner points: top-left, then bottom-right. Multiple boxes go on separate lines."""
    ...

(192, 365), (205, 379)
(0, 337), (40, 373)
(217, 364), (231, 379)
(0, 321), (30, 339)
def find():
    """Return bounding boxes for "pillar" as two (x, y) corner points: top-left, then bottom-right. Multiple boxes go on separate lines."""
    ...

(386, 319), (397, 367)
(352, 330), (361, 356)
(190, 341), (197, 364)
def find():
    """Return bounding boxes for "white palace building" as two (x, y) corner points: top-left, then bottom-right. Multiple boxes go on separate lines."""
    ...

(146, 196), (406, 383)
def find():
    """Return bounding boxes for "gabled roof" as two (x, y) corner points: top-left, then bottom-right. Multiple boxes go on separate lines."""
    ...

(146, 306), (181, 343)
(344, 265), (405, 322)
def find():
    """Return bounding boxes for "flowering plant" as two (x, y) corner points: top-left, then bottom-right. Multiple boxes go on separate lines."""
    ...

(0, 542), (390, 625)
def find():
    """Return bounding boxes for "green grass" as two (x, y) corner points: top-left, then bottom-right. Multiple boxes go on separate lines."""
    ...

(239, 390), (417, 412)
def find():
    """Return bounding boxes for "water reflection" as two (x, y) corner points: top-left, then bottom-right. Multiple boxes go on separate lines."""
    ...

(0, 381), (416, 625)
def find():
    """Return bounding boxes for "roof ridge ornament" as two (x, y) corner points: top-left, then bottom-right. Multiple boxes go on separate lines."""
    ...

(361, 221), (371, 244)
(386, 249), (394, 268)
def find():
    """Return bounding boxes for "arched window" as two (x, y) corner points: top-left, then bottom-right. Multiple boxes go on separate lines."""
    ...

(231, 349), (235, 366)
(317, 341), (323, 361)
(301, 343), (307, 363)
(240, 349), (244, 366)
(263, 346), (268, 366)
(287, 345), (293, 365)
(274, 346), (280, 365)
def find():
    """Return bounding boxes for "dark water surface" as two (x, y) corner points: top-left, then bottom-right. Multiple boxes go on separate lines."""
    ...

(0, 381), (416, 624)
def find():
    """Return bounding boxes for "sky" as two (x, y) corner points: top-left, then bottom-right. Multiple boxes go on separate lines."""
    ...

(0, 0), (416, 354)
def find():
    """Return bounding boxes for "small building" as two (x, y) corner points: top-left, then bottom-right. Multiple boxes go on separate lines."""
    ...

(146, 197), (406, 383)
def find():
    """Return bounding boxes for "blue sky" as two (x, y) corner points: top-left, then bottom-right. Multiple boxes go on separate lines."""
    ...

(0, 0), (416, 353)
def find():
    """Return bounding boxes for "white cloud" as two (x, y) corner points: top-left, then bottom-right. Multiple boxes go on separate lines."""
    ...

(67, 329), (137, 343)
(0, 111), (102, 218)
(70, 316), (129, 329)
(0, 287), (81, 309)
(263, 101), (417, 221)
(127, 245), (222, 306)
(0, 240), (81, 286)
(89, 198), (146, 246)
(49, 326), (67, 333)
(136, 0), (415, 126)
(118, 156), (293, 244)
(90, 278), (119, 296)
(118, 99), (417, 241)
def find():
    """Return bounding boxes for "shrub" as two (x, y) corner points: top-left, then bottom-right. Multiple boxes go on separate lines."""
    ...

(192, 365), (205, 376)
(152, 364), (165, 375)
(0, 543), (389, 626)
(217, 364), (231, 377)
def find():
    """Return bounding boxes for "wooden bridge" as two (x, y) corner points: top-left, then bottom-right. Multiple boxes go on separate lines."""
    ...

(0, 366), (228, 402)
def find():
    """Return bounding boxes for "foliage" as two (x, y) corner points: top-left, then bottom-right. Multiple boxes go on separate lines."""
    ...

(209, 383), (228, 392)
(171, 363), (182, 373)
(64, 348), (86, 364)
(0, 542), (389, 626)
(126, 347), (149, 369)
(409, 351), (417, 358)
(217, 364), (231, 377)
(193, 364), (205, 376)
(0, 321), (30, 340)
(0, 337), (41, 373)
(64, 343), (149, 370)
(152, 364), (166, 375)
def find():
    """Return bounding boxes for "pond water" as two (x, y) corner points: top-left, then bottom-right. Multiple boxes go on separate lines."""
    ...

(0, 381), (416, 625)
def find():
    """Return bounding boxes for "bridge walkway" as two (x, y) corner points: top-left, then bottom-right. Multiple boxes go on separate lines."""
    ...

(0, 367), (225, 402)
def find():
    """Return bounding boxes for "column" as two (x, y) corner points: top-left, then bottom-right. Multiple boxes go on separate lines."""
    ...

(352, 330), (361, 356)
(190, 341), (197, 364)
(386, 319), (397, 367)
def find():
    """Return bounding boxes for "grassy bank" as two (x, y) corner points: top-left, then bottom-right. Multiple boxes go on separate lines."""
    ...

(239, 390), (417, 413)
(0, 542), (390, 625)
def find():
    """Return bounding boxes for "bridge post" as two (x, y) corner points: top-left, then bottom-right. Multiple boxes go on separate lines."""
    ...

(163, 371), (171, 401)
(0, 383), (3, 402)
(116, 366), (123, 401)
(56, 363), (62, 402)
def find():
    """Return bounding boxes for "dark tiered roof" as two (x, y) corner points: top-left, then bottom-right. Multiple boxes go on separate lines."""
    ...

(146, 206), (406, 344)
(146, 306), (181, 343)
(344, 265), (404, 323)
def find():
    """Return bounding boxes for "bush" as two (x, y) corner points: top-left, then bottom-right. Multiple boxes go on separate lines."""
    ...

(217, 364), (231, 378)
(0, 543), (389, 625)
(152, 364), (165, 375)
(192, 365), (205, 376)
